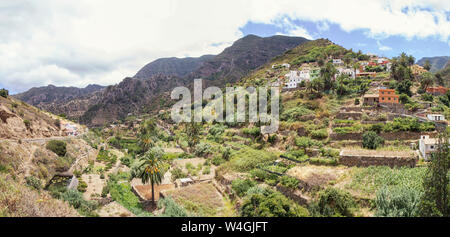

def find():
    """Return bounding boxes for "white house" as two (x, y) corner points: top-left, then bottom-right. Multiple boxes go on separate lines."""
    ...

(282, 63), (291, 68)
(332, 59), (343, 66)
(427, 114), (445, 121)
(419, 135), (449, 161)
(283, 70), (310, 89)
(272, 63), (290, 69)
(336, 68), (357, 79)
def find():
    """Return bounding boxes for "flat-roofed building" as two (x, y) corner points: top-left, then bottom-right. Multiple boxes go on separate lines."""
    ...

(379, 88), (399, 104)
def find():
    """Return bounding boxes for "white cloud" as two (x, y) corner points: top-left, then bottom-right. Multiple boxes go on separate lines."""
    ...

(377, 41), (392, 51)
(0, 0), (449, 93)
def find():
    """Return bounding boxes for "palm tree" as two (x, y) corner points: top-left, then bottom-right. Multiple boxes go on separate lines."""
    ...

(137, 119), (158, 153)
(131, 147), (166, 205)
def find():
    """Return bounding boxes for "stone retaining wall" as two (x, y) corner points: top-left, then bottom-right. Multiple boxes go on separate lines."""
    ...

(335, 112), (362, 120)
(331, 131), (437, 141)
(339, 151), (417, 168)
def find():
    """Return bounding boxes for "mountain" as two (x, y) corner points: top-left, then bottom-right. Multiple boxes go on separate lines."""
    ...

(76, 35), (309, 126)
(13, 84), (105, 118)
(417, 56), (450, 72)
(134, 55), (215, 79)
(191, 35), (310, 86)
(240, 38), (346, 86)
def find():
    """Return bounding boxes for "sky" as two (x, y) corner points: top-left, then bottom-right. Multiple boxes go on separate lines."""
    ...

(1, 0), (450, 94)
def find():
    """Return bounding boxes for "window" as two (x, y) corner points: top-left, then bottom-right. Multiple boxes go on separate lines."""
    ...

(388, 97), (391, 100)
(430, 145), (434, 149)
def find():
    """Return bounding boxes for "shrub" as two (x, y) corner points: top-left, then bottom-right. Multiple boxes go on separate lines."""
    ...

(228, 148), (277, 172)
(0, 88), (8, 98)
(279, 176), (299, 190)
(212, 156), (226, 166)
(241, 189), (309, 217)
(157, 197), (188, 217)
(61, 189), (98, 216)
(54, 119), (61, 129)
(310, 129), (328, 140)
(375, 186), (421, 217)
(354, 98), (360, 105)
(311, 187), (356, 217)
(231, 179), (256, 197)
(194, 142), (212, 157)
(46, 140), (67, 157)
(362, 131), (384, 149)
(25, 176), (42, 190)
(23, 120), (31, 130)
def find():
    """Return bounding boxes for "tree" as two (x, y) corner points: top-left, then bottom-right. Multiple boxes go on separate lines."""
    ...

(424, 60), (431, 71)
(184, 121), (202, 148)
(130, 147), (166, 204)
(320, 62), (337, 92)
(419, 72), (434, 92)
(391, 53), (414, 82)
(0, 88), (8, 98)
(138, 119), (158, 153)
(310, 187), (356, 217)
(435, 72), (445, 86)
(418, 131), (449, 217)
(362, 131), (384, 149)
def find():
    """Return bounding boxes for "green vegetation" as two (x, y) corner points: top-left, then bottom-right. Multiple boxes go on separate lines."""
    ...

(418, 133), (449, 217)
(46, 140), (67, 157)
(309, 187), (356, 217)
(362, 131), (384, 149)
(347, 166), (426, 197)
(157, 197), (188, 217)
(0, 88), (8, 98)
(375, 186), (421, 217)
(279, 176), (300, 190)
(226, 148), (277, 172)
(231, 179), (256, 197)
(130, 147), (166, 204)
(240, 187), (309, 217)
(25, 176), (42, 190)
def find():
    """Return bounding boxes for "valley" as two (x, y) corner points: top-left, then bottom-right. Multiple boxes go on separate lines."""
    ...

(1, 36), (449, 218)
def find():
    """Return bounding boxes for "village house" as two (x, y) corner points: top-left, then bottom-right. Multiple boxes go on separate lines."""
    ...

(418, 135), (449, 161)
(363, 94), (379, 106)
(336, 68), (358, 79)
(426, 86), (449, 96)
(362, 88), (399, 105)
(272, 63), (290, 69)
(283, 70), (312, 89)
(332, 58), (344, 66)
(427, 114), (445, 121)
(379, 88), (399, 104)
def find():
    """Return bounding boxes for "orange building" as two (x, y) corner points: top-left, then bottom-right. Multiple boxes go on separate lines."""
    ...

(379, 88), (399, 104)
(426, 86), (449, 96)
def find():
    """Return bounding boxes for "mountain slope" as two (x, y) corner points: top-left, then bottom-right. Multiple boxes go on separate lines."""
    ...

(417, 56), (450, 72)
(78, 35), (309, 126)
(134, 55), (215, 79)
(13, 84), (105, 118)
(191, 35), (310, 86)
